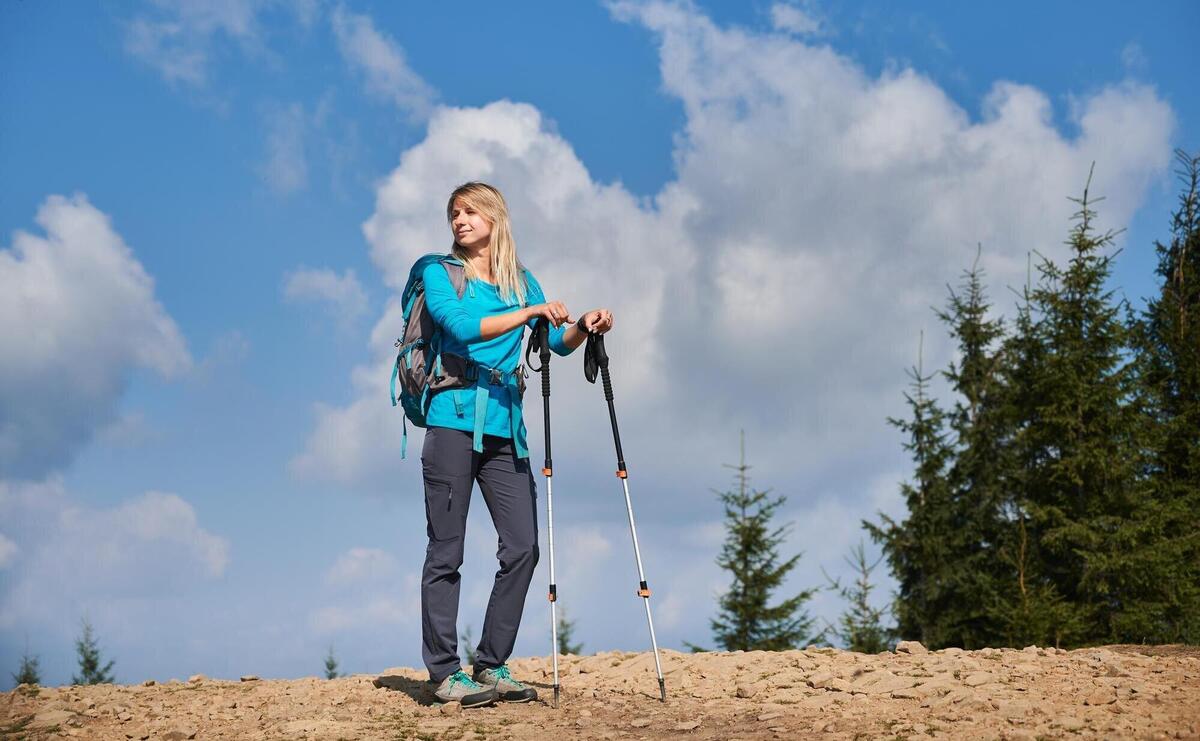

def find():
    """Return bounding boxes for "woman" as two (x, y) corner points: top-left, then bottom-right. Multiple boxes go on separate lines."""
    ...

(419, 182), (613, 707)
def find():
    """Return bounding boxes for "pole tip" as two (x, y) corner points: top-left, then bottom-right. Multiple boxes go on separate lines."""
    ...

(553, 685), (560, 709)
(658, 678), (666, 702)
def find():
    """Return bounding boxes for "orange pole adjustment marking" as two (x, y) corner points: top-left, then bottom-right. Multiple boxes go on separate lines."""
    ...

(616, 470), (628, 479)
(542, 468), (553, 476)
(638, 588), (651, 597)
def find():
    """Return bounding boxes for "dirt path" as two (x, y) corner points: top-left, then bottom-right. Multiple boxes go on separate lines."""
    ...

(4, 643), (1199, 739)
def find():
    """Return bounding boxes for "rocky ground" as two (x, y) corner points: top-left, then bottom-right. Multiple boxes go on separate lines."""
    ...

(3, 643), (1199, 740)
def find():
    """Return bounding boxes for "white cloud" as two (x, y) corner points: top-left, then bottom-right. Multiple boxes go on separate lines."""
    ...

(260, 102), (309, 195)
(0, 478), (230, 631)
(324, 546), (400, 587)
(282, 266), (369, 326)
(562, 527), (613, 563)
(770, 2), (826, 37)
(330, 5), (435, 119)
(292, 0), (1175, 651)
(123, 0), (264, 87)
(310, 594), (417, 634)
(122, 0), (315, 88)
(289, 394), (399, 486)
(310, 548), (419, 634)
(1121, 41), (1148, 75)
(124, 17), (211, 86)
(0, 193), (191, 479)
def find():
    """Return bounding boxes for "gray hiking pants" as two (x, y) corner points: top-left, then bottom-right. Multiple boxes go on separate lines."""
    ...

(420, 426), (540, 683)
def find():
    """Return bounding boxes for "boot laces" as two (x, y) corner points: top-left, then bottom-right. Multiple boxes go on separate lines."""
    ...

(450, 670), (482, 689)
(494, 665), (524, 687)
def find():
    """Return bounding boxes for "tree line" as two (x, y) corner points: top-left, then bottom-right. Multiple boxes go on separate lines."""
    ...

(695, 151), (1199, 653)
(869, 153), (1200, 649)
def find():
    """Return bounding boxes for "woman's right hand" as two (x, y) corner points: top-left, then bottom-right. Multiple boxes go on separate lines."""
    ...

(526, 301), (572, 328)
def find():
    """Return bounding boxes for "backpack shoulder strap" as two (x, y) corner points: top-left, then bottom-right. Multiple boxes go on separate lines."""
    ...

(441, 255), (467, 300)
(403, 253), (452, 315)
(520, 267), (537, 308)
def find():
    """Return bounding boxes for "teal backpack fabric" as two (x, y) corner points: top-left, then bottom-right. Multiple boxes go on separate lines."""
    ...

(390, 254), (468, 458)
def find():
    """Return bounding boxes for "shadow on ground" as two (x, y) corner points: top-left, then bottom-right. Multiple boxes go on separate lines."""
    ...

(372, 675), (434, 705)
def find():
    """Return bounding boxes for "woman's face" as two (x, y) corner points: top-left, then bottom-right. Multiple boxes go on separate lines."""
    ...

(450, 198), (492, 252)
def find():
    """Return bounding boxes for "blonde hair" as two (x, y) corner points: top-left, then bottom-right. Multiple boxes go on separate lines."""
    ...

(446, 182), (528, 306)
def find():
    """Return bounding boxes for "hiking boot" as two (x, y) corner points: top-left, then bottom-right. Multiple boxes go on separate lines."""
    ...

(473, 664), (538, 703)
(434, 670), (496, 708)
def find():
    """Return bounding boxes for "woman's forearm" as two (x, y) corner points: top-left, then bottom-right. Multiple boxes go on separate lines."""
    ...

(477, 304), (588, 348)
(561, 323), (586, 350)
(479, 307), (532, 341)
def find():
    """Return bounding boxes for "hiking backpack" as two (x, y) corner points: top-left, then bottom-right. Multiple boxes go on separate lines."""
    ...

(390, 253), (471, 457)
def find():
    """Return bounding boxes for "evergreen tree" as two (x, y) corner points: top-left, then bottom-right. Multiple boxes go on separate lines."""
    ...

(1128, 148), (1200, 642)
(1140, 149), (1200, 495)
(933, 250), (1010, 648)
(865, 334), (957, 647)
(823, 542), (893, 653)
(990, 269), (1082, 647)
(12, 649), (41, 686)
(989, 500), (1079, 647)
(72, 618), (115, 685)
(709, 431), (817, 651)
(1012, 166), (1150, 644)
(556, 607), (583, 656)
(324, 645), (339, 680)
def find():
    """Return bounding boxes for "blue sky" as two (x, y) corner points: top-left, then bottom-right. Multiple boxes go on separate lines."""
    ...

(2, 0), (1196, 687)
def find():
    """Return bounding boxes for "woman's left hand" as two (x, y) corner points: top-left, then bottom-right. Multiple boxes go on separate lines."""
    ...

(580, 308), (614, 334)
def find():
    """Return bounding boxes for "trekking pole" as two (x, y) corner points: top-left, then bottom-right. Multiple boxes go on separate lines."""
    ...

(583, 332), (667, 702)
(525, 319), (560, 708)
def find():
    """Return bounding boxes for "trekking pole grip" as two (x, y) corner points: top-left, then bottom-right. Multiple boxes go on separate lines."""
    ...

(590, 333), (627, 473)
(532, 319), (553, 471)
(592, 333), (615, 402)
(537, 321), (551, 398)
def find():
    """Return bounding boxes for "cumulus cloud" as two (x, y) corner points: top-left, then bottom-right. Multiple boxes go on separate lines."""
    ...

(293, 1), (1174, 644)
(0, 477), (230, 631)
(282, 266), (369, 327)
(330, 5), (435, 119)
(0, 193), (191, 479)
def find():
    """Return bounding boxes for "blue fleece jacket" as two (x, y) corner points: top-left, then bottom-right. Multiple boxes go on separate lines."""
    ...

(421, 262), (573, 453)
